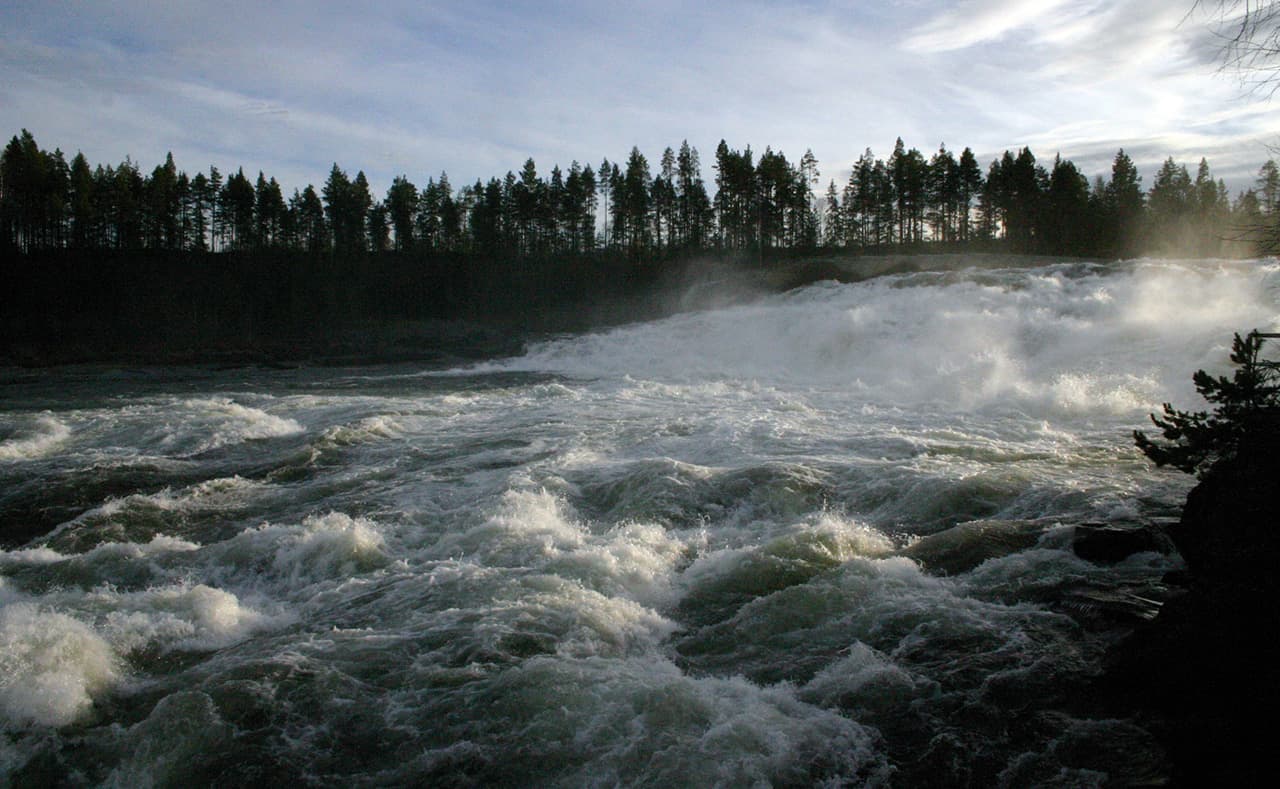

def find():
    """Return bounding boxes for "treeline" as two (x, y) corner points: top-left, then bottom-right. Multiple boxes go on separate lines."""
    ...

(3, 128), (1278, 262)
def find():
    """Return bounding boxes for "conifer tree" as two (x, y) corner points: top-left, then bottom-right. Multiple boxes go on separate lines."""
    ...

(68, 151), (96, 249)
(297, 184), (327, 252)
(621, 147), (651, 255)
(823, 180), (843, 246)
(1105, 149), (1145, 255)
(146, 152), (180, 250)
(1136, 332), (1280, 476)
(351, 172), (373, 252)
(222, 168), (255, 250)
(675, 141), (711, 250)
(956, 147), (983, 242)
(1258, 160), (1279, 214)
(1043, 155), (1091, 255)
(386, 176), (418, 251)
(322, 164), (352, 252)
(367, 201), (390, 252)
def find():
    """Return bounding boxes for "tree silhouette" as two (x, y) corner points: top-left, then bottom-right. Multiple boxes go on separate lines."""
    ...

(1135, 332), (1280, 476)
(1, 126), (1274, 261)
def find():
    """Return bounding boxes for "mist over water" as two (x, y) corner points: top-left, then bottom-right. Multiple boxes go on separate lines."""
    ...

(1, 259), (1276, 785)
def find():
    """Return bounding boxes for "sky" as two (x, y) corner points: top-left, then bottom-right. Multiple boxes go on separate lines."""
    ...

(2, 0), (1277, 198)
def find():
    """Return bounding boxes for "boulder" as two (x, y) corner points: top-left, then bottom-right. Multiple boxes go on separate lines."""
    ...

(1071, 523), (1174, 563)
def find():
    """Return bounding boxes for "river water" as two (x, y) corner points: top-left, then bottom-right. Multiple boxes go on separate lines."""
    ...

(1, 259), (1276, 786)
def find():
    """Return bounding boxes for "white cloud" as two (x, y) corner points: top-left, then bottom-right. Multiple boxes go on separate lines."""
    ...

(1, 1), (1277, 197)
(902, 0), (1074, 53)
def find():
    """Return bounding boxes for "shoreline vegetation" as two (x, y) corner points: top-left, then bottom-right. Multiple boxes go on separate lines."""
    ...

(1102, 333), (1280, 785)
(3, 128), (1279, 367)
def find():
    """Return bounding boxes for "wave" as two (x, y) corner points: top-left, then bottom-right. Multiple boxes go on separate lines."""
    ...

(0, 413), (71, 461)
(176, 398), (305, 454)
(0, 603), (119, 728)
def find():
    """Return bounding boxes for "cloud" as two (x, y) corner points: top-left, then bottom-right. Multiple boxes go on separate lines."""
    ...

(1, 1), (1277, 199)
(902, 0), (1074, 53)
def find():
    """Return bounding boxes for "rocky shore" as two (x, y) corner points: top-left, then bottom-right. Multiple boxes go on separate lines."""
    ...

(1101, 417), (1280, 786)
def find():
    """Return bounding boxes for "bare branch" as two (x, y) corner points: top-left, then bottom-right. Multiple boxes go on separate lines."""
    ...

(1196, 1), (1280, 94)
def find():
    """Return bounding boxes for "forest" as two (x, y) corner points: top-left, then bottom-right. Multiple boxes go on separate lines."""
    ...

(4, 128), (1279, 261)
(2, 128), (1279, 364)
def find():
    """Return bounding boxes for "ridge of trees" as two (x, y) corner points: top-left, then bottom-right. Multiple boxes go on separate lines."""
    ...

(2, 128), (1278, 262)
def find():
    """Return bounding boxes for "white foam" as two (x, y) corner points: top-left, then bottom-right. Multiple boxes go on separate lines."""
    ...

(0, 413), (71, 461)
(0, 534), (199, 571)
(679, 514), (895, 594)
(270, 512), (389, 586)
(508, 575), (678, 657)
(318, 415), (404, 448)
(488, 260), (1280, 416)
(94, 583), (282, 653)
(0, 603), (120, 728)
(432, 489), (693, 605)
(213, 512), (390, 592)
(174, 397), (304, 454)
(433, 489), (588, 566)
(96, 476), (266, 518)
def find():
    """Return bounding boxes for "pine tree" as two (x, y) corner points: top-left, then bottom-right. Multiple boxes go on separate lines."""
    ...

(112, 158), (145, 250)
(297, 184), (328, 252)
(515, 158), (541, 255)
(386, 176), (418, 251)
(621, 147), (652, 256)
(1105, 149), (1145, 256)
(1135, 332), (1280, 476)
(68, 151), (96, 249)
(675, 141), (711, 251)
(1258, 160), (1279, 214)
(1043, 155), (1091, 255)
(927, 144), (959, 242)
(145, 152), (180, 249)
(436, 173), (460, 252)
(956, 147), (983, 242)
(1004, 147), (1044, 252)
(823, 180), (843, 246)
(351, 172), (373, 252)
(547, 165), (565, 250)
(207, 166), (224, 251)
(367, 200), (390, 252)
(322, 164), (352, 252)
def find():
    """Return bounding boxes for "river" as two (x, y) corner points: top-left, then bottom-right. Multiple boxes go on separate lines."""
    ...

(2, 258), (1276, 786)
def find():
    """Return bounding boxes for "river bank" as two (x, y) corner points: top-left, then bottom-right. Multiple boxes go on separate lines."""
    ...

(1100, 415), (1280, 786)
(1, 252), (1087, 368)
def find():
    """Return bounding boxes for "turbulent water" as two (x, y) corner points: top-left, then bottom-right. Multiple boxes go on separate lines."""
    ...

(1, 259), (1276, 786)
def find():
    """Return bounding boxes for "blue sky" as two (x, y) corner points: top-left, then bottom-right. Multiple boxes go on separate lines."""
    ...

(2, 0), (1276, 197)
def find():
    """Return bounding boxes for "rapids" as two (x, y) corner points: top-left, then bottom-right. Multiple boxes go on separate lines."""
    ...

(1, 258), (1276, 785)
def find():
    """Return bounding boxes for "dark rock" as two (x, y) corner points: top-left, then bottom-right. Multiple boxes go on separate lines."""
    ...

(900, 518), (1046, 575)
(1071, 523), (1174, 563)
(1165, 462), (1280, 578)
(1055, 585), (1166, 626)
(1101, 418), (1280, 786)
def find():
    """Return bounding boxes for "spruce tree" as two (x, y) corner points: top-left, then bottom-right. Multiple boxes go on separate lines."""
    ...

(1135, 332), (1280, 476)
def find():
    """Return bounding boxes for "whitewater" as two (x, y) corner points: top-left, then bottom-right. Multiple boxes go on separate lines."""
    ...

(1, 258), (1276, 786)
